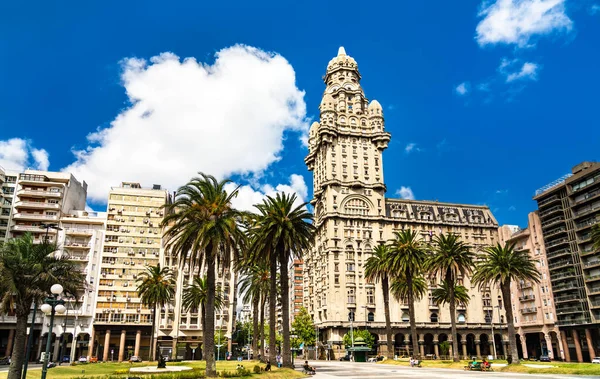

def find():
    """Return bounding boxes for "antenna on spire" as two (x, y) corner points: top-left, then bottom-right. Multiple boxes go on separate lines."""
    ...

(337, 46), (346, 56)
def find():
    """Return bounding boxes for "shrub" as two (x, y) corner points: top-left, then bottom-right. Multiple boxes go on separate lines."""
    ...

(253, 364), (262, 374)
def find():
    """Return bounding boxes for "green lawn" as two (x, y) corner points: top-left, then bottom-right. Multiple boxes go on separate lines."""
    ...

(380, 358), (600, 375)
(0, 361), (304, 379)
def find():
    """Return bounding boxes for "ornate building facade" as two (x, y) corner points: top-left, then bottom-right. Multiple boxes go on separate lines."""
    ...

(304, 48), (507, 359)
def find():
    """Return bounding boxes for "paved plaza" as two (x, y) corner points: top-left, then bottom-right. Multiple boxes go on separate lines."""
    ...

(301, 360), (600, 379)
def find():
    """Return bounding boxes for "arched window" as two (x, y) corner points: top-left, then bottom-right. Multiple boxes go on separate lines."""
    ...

(457, 313), (466, 323)
(430, 313), (438, 323)
(368, 312), (375, 322)
(401, 312), (409, 322)
(344, 198), (370, 216)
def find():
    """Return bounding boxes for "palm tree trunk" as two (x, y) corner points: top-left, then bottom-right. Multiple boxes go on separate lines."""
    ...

(7, 312), (28, 379)
(268, 255), (277, 365)
(252, 296), (259, 357)
(260, 295), (266, 359)
(151, 307), (157, 361)
(205, 251), (217, 377)
(448, 275), (459, 362)
(382, 277), (393, 359)
(407, 275), (419, 360)
(501, 281), (519, 365)
(279, 253), (292, 367)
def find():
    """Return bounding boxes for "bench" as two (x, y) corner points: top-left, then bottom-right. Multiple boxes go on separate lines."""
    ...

(464, 362), (493, 371)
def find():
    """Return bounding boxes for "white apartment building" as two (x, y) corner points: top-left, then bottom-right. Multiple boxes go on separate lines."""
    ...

(0, 166), (17, 240)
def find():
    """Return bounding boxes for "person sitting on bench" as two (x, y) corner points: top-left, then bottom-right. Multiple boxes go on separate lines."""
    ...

(303, 361), (316, 374)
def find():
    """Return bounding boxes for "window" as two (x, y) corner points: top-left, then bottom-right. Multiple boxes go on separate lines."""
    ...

(346, 263), (355, 272)
(430, 313), (438, 323)
(334, 275), (340, 285)
(368, 312), (374, 322)
(344, 198), (370, 216)
(457, 313), (466, 323)
(334, 263), (339, 272)
(347, 289), (356, 304)
(366, 288), (375, 304)
(401, 312), (409, 322)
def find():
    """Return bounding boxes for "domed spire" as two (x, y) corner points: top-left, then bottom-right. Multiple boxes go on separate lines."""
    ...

(338, 46), (346, 56)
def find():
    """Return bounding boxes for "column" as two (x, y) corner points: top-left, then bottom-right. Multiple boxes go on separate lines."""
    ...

(88, 328), (95, 358)
(5, 329), (15, 357)
(103, 330), (110, 362)
(434, 341), (439, 357)
(461, 341), (467, 358)
(475, 340), (481, 357)
(134, 330), (141, 357)
(585, 329), (597, 361)
(53, 335), (60, 361)
(118, 330), (126, 361)
(521, 336), (528, 359)
(36, 334), (44, 361)
(419, 336), (425, 358)
(172, 338), (178, 360)
(572, 330), (583, 363)
(560, 330), (571, 362)
(448, 341), (453, 358)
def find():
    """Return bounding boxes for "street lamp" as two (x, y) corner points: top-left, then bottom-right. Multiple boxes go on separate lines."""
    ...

(486, 305), (502, 360)
(216, 317), (224, 361)
(40, 284), (67, 379)
(39, 223), (62, 243)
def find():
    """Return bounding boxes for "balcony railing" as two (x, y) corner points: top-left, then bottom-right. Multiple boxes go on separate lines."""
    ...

(552, 271), (577, 281)
(556, 317), (589, 326)
(549, 260), (572, 270)
(574, 203), (600, 219)
(519, 294), (535, 301)
(553, 284), (579, 292)
(12, 213), (59, 221)
(573, 188), (600, 205)
(16, 189), (62, 197)
(520, 307), (537, 314)
(554, 294), (581, 303)
(540, 205), (562, 217)
(542, 216), (564, 228)
(545, 237), (569, 248)
(14, 201), (60, 210)
(557, 306), (584, 314)
(545, 227), (567, 238)
(546, 249), (571, 259)
(538, 195), (561, 207)
(585, 274), (600, 282)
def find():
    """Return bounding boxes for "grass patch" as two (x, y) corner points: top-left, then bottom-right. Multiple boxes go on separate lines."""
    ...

(379, 358), (600, 375)
(0, 361), (304, 379)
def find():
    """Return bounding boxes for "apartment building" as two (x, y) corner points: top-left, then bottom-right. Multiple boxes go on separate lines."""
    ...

(38, 210), (106, 363)
(90, 182), (169, 361)
(0, 166), (17, 240)
(498, 212), (564, 361)
(8, 170), (87, 243)
(533, 161), (600, 362)
(290, 259), (304, 326)
(157, 254), (237, 360)
(304, 48), (507, 359)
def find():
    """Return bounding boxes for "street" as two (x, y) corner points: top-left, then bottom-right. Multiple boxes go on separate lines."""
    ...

(0, 364), (42, 373)
(301, 360), (600, 379)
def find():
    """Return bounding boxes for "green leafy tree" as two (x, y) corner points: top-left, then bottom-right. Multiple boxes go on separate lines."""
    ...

(181, 275), (224, 345)
(248, 193), (315, 367)
(592, 224), (600, 250)
(342, 329), (374, 349)
(364, 245), (393, 358)
(0, 234), (86, 379)
(472, 242), (541, 365)
(162, 173), (246, 377)
(136, 264), (176, 361)
(427, 233), (475, 362)
(388, 230), (427, 358)
(291, 307), (316, 347)
(439, 341), (451, 356)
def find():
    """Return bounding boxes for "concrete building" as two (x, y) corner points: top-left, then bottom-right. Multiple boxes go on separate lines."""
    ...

(498, 212), (564, 361)
(0, 166), (17, 240)
(158, 251), (237, 360)
(91, 182), (169, 361)
(304, 47), (506, 359)
(290, 259), (304, 326)
(38, 210), (106, 363)
(533, 161), (600, 362)
(8, 170), (87, 243)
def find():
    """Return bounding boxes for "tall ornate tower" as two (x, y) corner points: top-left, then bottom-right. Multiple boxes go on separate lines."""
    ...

(304, 47), (390, 332)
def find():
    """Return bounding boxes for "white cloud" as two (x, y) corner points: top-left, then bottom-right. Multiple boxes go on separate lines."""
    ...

(476, 0), (572, 47)
(590, 4), (600, 15)
(508, 205), (517, 211)
(455, 82), (469, 95)
(504, 61), (540, 82)
(395, 186), (415, 200)
(0, 138), (50, 171)
(63, 45), (308, 202)
(224, 174), (308, 213)
(404, 143), (420, 154)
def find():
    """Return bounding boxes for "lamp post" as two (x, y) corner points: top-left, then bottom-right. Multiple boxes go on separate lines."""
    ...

(40, 284), (67, 379)
(216, 317), (223, 361)
(39, 223), (62, 243)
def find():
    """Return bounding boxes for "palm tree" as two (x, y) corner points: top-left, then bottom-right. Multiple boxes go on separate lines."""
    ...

(431, 279), (470, 308)
(390, 274), (426, 357)
(388, 230), (427, 359)
(181, 275), (224, 350)
(249, 193), (314, 367)
(136, 264), (175, 361)
(162, 173), (246, 377)
(364, 244), (394, 359)
(427, 233), (475, 362)
(0, 234), (85, 379)
(592, 224), (600, 250)
(472, 242), (540, 364)
(238, 263), (270, 358)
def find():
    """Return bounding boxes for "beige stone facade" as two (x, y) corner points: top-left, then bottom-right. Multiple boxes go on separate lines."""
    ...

(304, 48), (507, 359)
(498, 212), (564, 361)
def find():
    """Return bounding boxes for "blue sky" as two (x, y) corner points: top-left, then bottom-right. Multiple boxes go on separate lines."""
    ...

(0, 0), (598, 226)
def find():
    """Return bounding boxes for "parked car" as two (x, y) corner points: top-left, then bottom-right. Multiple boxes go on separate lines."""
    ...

(78, 356), (88, 363)
(88, 356), (98, 363)
(539, 355), (551, 362)
(592, 357), (600, 364)
(129, 356), (143, 363)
